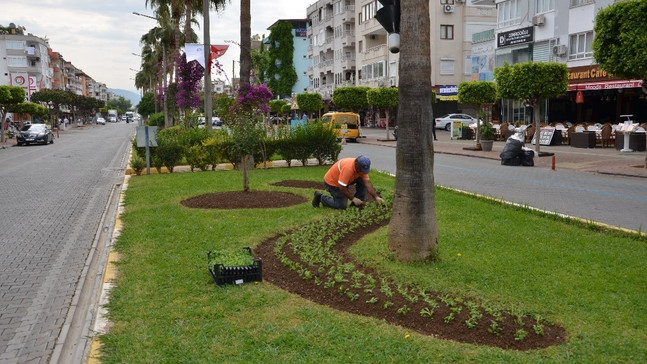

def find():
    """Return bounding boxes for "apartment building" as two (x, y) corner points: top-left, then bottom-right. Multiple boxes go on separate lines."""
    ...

(0, 25), (52, 100)
(1, 23), (111, 105)
(306, 0), (357, 100)
(494, 0), (645, 123)
(266, 19), (311, 96)
(306, 0), (496, 116)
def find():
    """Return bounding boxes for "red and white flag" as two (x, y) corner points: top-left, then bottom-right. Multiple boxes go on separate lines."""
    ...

(185, 43), (229, 73)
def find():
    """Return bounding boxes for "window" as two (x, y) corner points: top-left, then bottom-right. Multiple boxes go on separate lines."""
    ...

(6, 40), (25, 49)
(7, 56), (27, 67)
(498, 0), (521, 28)
(440, 59), (455, 75)
(570, 0), (594, 7)
(334, 1), (342, 14)
(536, 0), (554, 13)
(441, 0), (455, 4)
(569, 31), (593, 60)
(440, 25), (454, 40)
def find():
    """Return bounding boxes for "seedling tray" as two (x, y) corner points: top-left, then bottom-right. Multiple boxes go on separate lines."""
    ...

(208, 247), (262, 286)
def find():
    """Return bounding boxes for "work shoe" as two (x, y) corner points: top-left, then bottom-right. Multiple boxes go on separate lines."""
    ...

(312, 191), (323, 207)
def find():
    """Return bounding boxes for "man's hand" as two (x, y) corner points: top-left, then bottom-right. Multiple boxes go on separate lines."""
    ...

(374, 196), (384, 205)
(351, 197), (364, 206)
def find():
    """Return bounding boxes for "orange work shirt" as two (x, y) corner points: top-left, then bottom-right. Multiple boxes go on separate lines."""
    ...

(324, 158), (368, 187)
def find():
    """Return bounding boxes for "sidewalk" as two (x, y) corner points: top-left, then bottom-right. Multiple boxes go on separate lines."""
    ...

(359, 127), (647, 178)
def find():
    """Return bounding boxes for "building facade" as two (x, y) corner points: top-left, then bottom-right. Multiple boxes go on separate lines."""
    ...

(0, 28), (52, 100)
(493, 0), (645, 124)
(1, 23), (112, 106)
(307, 0), (357, 100)
(305, 0), (496, 115)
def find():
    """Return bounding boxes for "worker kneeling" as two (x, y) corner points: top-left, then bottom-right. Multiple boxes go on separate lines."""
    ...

(313, 156), (384, 209)
(500, 131), (537, 166)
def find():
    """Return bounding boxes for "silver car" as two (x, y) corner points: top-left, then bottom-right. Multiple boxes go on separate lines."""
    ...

(434, 113), (478, 131)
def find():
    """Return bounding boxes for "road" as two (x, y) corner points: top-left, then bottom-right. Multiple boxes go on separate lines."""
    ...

(340, 139), (647, 232)
(0, 122), (134, 363)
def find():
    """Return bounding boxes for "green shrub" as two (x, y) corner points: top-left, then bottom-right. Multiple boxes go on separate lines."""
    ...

(307, 121), (341, 165)
(185, 144), (209, 171)
(130, 154), (146, 175)
(148, 112), (165, 127)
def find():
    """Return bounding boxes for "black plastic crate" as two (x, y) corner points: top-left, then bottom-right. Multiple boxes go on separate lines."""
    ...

(207, 247), (262, 286)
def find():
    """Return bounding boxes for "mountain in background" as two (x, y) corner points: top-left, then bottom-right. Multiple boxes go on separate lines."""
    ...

(109, 88), (141, 106)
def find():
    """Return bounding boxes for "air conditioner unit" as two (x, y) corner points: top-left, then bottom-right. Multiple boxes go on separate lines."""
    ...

(552, 44), (567, 56)
(444, 5), (455, 13)
(532, 14), (545, 26)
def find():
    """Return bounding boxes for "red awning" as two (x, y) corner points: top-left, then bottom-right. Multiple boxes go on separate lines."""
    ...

(569, 79), (643, 91)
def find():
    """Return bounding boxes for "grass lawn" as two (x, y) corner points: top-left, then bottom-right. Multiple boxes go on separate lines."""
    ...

(100, 166), (646, 363)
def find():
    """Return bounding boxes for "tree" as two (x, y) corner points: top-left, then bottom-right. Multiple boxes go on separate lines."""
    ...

(331, 86), (370, 112)
(75, 95), (104, 123)
(593, 0), (647, 167)
(175, 53), (203, 112)
(367, 87), (398, 140)
(266, 21), (298, 98)
(295, 93), (323, 119)
(0, 86), (26, 143)
(228, 84), (273, 192)
(494, 62), (568, 154)
(30, 89), (76, 127)
(251, 34), (270, 85)
(239, 0), (251, 89)
(106, 97), (133, 115)
(457, 81), (497, 145)
(138, 92), (156, 119)
(388, 0), (438, 261)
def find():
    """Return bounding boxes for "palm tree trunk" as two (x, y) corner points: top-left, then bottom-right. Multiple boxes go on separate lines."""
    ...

(388, 0), (439, 262)
(239, 0), (251, 88)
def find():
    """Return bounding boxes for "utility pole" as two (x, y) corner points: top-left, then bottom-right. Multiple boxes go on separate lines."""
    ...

(203, 0), (213, 131)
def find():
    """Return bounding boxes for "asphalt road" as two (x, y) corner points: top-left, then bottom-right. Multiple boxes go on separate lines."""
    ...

(0, 122), (134, 363)
(340, 141), (647, 232)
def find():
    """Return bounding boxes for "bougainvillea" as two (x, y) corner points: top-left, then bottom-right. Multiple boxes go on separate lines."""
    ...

(175, 53), (204, 110)
(230, 83), (273, 118)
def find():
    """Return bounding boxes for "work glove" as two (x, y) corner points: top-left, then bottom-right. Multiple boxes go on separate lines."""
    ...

(351, 197), (364, 206)
(374, 196), (384, 205)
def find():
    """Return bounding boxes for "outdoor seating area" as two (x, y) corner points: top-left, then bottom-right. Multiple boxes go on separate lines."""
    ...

(460, 121), (646, 151)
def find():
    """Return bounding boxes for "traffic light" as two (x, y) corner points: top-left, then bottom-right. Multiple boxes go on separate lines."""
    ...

(375, 0), (400, 53)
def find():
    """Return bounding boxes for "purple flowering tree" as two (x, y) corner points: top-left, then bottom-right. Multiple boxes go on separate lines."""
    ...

(229, 83), (273, 191)
(175, 53), (203, 120)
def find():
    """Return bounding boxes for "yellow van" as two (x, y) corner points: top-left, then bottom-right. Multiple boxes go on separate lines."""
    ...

(322, 112), (360, 142)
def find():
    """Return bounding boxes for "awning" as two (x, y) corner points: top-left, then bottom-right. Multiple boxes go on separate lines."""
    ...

(569, 79), (642, 91)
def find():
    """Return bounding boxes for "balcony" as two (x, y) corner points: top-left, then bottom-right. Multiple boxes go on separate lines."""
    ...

(341, 31), (355, 46)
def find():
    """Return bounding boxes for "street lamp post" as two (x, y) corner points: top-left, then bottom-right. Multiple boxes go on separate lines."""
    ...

(132, 11), (169, 127)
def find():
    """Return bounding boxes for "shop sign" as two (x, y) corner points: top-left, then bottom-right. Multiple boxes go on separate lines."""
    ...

(568, 79), (643, 91)
(497, 27), (533, 48)
(438, 85), (458, 101)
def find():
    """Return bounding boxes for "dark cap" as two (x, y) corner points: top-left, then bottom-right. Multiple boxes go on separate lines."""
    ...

(356, 156), (371, 174)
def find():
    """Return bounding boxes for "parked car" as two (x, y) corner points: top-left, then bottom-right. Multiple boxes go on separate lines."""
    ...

(434, 113), (479, 131)
(97, 117), (106, 125)
(16, 124), (54, 146)
(198, 116), (222, 128)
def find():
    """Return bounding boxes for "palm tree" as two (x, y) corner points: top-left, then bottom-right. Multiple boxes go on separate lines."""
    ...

(239, 0), (251, 89)
(139, 9), (175, 127)
(388, 0), (439, 261)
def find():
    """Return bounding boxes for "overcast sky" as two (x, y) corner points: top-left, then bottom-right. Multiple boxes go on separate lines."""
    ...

(2, 0), (308, 93)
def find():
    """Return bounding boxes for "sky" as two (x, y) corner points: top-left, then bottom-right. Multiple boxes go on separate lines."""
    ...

(2, 0), (309, 93)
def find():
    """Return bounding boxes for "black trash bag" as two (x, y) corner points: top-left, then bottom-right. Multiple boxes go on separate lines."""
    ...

(522, 150), (535, 166)
(500, 138), (524, 166)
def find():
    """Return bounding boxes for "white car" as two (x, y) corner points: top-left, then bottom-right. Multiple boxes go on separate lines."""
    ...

(97, 117), (106, 125)
(198, 116), (222, 128)
(434, 113), (479, 131)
